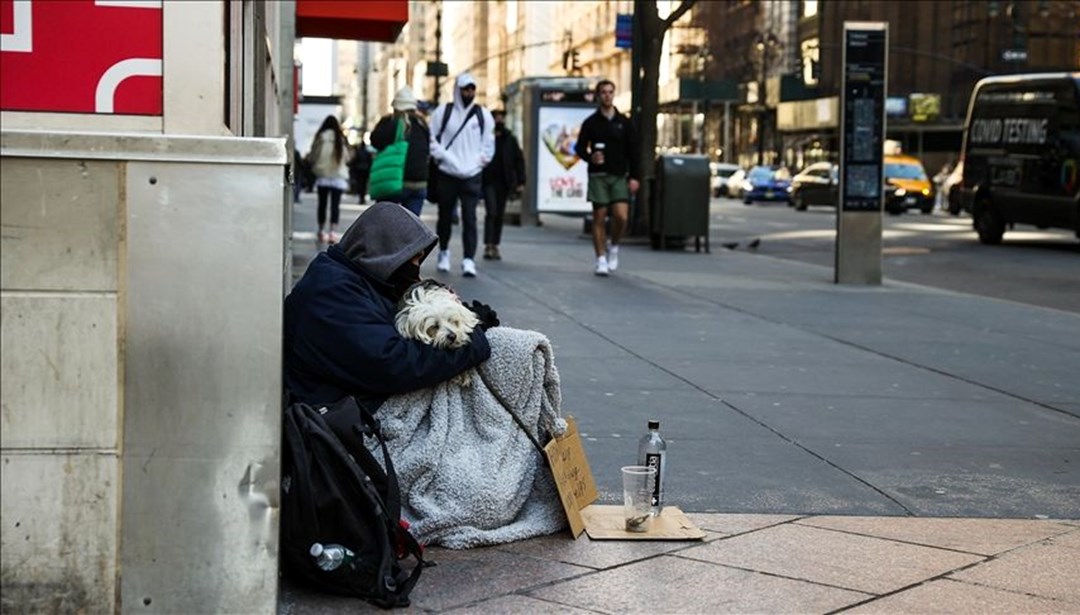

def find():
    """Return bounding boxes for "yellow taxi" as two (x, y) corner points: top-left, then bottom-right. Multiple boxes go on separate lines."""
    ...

(883, 155), (934, 214)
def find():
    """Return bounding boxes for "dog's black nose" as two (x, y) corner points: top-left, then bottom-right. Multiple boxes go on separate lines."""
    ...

(446, 332), (456, 343)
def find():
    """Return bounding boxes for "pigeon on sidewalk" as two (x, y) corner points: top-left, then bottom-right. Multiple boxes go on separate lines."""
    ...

(748, 238), (761, 249)
(721, 242), (739, 250)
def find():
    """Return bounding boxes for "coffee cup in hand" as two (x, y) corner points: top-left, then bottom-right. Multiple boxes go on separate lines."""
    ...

(592, 143), (606, 165)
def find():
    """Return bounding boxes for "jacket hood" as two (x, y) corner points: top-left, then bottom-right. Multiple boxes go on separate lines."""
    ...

(337, 202), (437, 282)
(453, 72), (477, 110)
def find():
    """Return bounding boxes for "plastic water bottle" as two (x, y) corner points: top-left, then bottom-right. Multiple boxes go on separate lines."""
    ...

(310, 542), (355, 571)
(637, 420), (667, 515)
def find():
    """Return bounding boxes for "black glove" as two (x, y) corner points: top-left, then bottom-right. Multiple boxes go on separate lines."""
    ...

(468, 300), (500, 331)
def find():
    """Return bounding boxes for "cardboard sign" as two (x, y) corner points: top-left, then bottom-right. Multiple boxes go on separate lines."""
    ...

(580, 505), (706, 540)
(543, 416), (597, 538)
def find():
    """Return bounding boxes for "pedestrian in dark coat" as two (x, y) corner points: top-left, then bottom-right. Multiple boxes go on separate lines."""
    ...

(349, 141), (373, 204)
(481, 109), (525, 260)
(283, 202), (491, 409)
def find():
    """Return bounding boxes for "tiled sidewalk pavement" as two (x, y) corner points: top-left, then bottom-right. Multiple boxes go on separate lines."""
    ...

(279, 515), (1080, 614)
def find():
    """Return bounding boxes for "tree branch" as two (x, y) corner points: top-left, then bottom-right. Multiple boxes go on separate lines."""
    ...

(661, 0), (698, 32)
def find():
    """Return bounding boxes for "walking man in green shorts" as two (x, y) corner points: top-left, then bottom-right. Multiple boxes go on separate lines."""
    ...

(574, 79), (639, 276)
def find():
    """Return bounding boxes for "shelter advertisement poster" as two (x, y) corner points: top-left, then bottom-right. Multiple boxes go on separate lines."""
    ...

(535, 105), (594, 213)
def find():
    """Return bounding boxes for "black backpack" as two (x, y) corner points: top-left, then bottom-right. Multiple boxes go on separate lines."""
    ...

(280, 397), (425, 608)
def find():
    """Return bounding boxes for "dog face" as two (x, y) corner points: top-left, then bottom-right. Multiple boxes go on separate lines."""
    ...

(395, 280), (478, 349)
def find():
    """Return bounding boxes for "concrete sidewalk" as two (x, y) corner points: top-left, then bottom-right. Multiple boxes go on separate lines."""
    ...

(282, 200), (1080, 613)
(281, 513), (1079, 613)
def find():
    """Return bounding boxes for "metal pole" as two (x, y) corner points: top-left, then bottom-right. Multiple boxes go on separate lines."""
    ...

(723, 100), (731, 163)
(434, 4), (443, 105)
(757, 64), (766, 165)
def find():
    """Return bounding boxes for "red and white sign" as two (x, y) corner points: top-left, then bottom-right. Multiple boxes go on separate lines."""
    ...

(1, 0), (162, 115)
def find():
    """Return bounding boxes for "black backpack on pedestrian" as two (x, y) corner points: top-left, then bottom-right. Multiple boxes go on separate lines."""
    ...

(280, 397), (426, 608)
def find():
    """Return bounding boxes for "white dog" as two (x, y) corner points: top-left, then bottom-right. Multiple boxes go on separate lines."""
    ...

(395, 280), (479, 386)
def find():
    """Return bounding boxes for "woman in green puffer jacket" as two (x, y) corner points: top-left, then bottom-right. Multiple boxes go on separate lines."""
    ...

(369, 86), (432, 216)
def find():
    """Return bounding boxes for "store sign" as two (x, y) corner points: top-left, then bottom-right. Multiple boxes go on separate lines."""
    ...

(0, 0), (163, 115)
(839, 25), (887, 212)
(908, 93), (940, 122)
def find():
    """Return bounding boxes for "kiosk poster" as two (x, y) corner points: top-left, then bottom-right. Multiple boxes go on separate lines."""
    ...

(536, 105), (594, 213)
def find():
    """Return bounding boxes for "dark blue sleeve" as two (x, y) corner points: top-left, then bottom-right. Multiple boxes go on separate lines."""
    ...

(289, 277), (490, 398)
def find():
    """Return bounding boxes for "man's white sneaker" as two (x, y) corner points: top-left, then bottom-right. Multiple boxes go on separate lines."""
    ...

(594, 256), (610, 276)
(436, 250), (451, 273)
(607, 244), (620, 271)
(462, 258), (477, 278)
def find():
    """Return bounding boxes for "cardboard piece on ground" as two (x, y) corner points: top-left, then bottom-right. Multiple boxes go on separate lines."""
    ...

(581, 505), (707, 540)
(543, 416), (598, 538)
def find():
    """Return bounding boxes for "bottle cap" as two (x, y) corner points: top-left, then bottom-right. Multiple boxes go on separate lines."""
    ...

(648, 420), (659, 429)
(309, 543), (324, 557)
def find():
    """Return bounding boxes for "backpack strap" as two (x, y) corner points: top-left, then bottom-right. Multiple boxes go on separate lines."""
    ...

(320, 397), (405, 522)
(435, 103), (454, 141)
(441, 106), (484, 150)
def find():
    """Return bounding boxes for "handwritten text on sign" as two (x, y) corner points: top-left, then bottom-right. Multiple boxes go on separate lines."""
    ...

(544, 416), (597, 538)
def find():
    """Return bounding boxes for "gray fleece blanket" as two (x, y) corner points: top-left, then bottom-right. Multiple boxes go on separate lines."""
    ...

(372, 327), (568, 549)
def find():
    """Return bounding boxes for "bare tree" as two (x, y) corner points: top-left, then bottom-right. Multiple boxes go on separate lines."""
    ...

(631, 0), (697, 235)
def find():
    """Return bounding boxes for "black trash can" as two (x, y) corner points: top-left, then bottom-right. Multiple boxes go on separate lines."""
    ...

(651, 154), (710, 252)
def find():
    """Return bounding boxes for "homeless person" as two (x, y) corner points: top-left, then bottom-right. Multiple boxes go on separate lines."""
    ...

(284, 201), (491, 409)
(284, 201), (566, 549)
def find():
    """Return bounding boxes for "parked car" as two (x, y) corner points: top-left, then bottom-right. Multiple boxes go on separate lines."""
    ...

(725, 168), (748, 199)
(957, 72), (1079, 244)
(741, 166), (792, 204)
(883, 155), (934, 215)
(710, 162), (741, 197)
(789, 162), (838, 210)
(942, 160), (964, 215)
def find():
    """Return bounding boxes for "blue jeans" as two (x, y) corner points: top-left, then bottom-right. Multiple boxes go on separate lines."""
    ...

(399, 187), (426, 217)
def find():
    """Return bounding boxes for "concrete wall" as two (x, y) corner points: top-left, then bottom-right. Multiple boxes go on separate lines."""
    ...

(0, 1), (294, 612)
(0, 133), (286, 613)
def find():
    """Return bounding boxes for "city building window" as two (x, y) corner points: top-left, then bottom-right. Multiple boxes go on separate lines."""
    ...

(801, 38), (819, 86)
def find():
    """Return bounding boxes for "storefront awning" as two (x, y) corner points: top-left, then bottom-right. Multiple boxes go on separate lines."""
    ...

(296, 0), (407, 42)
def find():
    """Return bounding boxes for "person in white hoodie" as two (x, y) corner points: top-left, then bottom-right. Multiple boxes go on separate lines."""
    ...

(429, 72), (495, 277)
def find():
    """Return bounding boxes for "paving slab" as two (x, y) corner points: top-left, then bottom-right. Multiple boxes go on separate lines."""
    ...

(795, 516), (1077, 556)
(489, 531), (710, 570)
(845, 577), (1073, 614)
(528, 554), (869, 614)
(680, 523), (983, 594)
(948, 535), (1080, 604)
(444, 594), (598, 614)
(684, 512), (802, 535)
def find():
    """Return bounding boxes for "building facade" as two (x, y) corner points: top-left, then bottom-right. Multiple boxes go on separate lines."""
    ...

(786, 0), (1080, 171)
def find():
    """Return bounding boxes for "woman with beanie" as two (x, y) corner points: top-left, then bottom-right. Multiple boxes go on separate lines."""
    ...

(308, 115), (352, 243)
(369, 86), (431, 216)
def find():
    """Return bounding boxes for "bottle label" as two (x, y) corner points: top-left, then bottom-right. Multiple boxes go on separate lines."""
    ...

(644, 452), (662, 507)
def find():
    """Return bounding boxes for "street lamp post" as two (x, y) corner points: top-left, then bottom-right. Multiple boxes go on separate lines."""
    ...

(755, 32), (780, 166)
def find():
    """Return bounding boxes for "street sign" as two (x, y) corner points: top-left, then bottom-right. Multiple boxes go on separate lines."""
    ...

(836, 21), (888, 286)
(615, 14), (632, 49)
(1002, 49), (1028, 62)
(426, 61), (448, 77)
(840, 26), (887, 212)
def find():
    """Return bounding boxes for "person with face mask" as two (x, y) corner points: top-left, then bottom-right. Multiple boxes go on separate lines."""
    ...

(429, 72), (496, 278)
(481, 109), (526, 261)
(283, 202), (496, 410)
